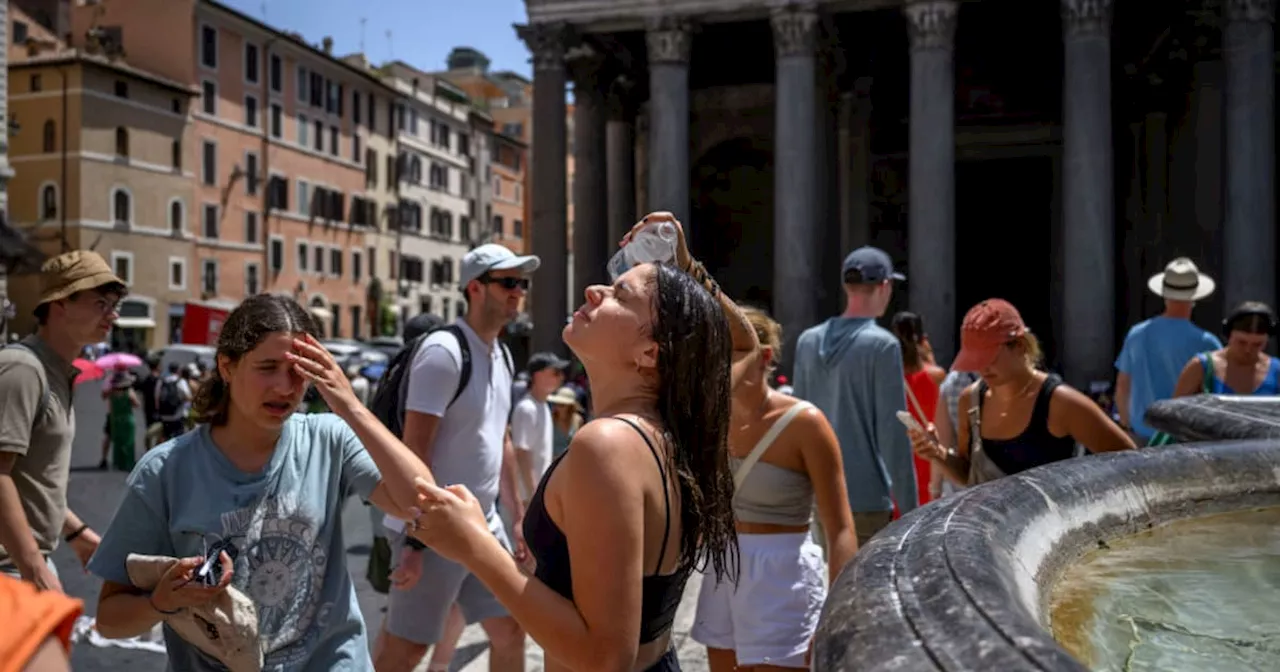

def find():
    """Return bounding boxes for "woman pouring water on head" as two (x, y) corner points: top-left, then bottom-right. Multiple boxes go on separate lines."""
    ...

(87, 294), (448, 670)
(408, 212), (758, 671)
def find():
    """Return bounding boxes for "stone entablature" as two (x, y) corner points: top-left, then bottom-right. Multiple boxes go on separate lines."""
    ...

(525, 0), (891, 32)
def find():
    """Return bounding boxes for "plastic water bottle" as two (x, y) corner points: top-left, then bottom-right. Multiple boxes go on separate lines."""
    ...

(607, 221), (679, 281)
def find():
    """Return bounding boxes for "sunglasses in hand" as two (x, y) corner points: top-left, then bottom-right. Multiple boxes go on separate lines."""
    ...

(182, 531), (242, 587)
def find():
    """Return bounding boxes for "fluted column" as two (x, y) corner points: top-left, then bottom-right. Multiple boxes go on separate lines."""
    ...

(772, 4), (821, 373)
(905, 0), (958, 365)
(518, 23), (571, 353)
(569, 45), (609, 299)
(1223, 0), (1276, 309)
(607, 75), (638, 250)
(645, 18), (692, 224)
(1061, 0), (1114, 387)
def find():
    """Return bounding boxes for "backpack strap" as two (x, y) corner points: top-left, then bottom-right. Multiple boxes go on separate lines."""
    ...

(734, 401), (811, 491)
(442, 325), (473, 409)
(5, 344), (52, 423)
(1198, 352), (1214, 394)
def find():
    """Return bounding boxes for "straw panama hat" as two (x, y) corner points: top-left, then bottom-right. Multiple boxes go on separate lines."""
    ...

(1147, 257), (1215, 302)
(547, 386), (580, 409)
(37, 250), (126, 306)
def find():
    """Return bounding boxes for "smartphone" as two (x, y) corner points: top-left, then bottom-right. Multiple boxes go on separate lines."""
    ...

(895, 410), (924, 433)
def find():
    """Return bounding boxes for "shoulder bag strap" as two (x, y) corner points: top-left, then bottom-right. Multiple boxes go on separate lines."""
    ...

(966, 384), (983, 459)
(904, 379), (928, 425)
(6, 344), (51, 421)
(1198, 352), (1213, 394)
(734, 402), (811, 492)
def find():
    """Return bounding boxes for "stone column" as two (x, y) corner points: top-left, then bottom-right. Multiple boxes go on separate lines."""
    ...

(771, 4), (821, 373)
(843, 77), (874, 254)
(518, 23), (571, 354)
(607, 76), (638, 250)
(569, 45), (610, 299)
(1061, 0), (1115, 388)
(1223, 0), (1276, 309)
(905, 0), (958, 365)
(646, 18), (693, 225)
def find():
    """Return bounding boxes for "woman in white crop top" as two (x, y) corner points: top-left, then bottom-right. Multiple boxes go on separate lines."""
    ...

(690, 307), (859, 670)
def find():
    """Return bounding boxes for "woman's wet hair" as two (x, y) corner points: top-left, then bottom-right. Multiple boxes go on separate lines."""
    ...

(1225, 301), (1277, 335)
(741, 306), (782, 371)
(890, 311), (927, 371)
(647, 263), (739, 584)
(191, 294), (322, 425)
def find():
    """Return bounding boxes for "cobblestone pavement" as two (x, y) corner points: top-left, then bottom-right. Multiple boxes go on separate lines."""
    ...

(59, 388), (709, 672)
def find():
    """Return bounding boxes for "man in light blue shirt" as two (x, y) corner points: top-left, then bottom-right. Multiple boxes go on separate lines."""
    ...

(1115, 258), (1223, 443)
(793, 246), (915, 547)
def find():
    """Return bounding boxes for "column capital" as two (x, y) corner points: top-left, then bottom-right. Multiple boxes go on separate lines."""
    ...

(566, 43), (610, 92)
(904, 0), (958, 52)
(1225, 0), (1276, 24)
(1061, 0), (1113, 39)
(771, 4), (820, 58)
(646, 17), (694, 65)
(516, 23), (574, 71)
(606, 75), (641, 121)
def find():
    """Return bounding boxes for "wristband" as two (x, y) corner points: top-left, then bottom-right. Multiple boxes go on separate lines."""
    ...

(64, 524), (89, 543)
(149, 592), (181, 615)
(405, 537), (427, 551)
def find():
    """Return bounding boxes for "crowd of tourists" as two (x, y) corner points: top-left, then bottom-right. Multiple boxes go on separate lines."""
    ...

(0, 215), (1273, 671)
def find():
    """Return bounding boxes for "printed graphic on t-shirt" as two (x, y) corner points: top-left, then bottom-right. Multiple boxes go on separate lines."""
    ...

(219, 491), (331, 666)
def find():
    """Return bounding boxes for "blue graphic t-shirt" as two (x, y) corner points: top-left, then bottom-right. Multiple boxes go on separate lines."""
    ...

(87, 413), (382, 671)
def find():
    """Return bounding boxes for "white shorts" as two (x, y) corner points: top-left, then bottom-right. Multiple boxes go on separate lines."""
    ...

(690, 532), (826, 668)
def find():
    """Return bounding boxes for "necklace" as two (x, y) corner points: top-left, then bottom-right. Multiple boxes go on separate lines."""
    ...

(993, 373), (1040, 418)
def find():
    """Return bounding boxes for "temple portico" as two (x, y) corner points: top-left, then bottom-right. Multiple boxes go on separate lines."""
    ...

(519, 0), (1278, 387)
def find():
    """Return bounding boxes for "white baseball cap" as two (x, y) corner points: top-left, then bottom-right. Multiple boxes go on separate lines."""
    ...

(459, 244), (540, 288)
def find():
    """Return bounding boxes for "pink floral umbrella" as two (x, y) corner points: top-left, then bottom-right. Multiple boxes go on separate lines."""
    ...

(95, 352), (144, 370)
(72, 358), (105, 385)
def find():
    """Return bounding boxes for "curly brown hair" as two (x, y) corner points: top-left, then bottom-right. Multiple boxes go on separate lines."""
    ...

(190, 294), (322, 425)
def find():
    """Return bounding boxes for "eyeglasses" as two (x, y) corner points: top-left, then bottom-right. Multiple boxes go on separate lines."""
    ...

(479, 275), (531, 291)
(181, 531), (242, 587)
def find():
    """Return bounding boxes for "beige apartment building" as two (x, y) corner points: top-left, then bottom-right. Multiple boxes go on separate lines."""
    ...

(491, 130), (526, 253)
(6, 9), (197, 349)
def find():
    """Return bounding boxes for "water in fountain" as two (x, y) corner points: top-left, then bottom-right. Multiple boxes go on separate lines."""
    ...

(1050, 506), (1280, 671)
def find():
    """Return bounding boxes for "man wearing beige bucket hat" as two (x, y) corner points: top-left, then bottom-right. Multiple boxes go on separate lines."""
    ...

(0, 251), (127, 592)
(1114, 257), (1223, 444)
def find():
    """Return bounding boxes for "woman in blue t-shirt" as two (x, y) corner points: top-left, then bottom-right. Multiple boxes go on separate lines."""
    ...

(87, 294), (438, 671)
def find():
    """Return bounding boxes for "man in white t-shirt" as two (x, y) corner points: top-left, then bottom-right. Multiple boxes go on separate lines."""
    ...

(375, 244), (538, 672)
(510, 352), (567, 505)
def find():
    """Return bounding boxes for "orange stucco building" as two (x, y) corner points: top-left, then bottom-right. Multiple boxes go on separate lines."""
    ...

(56, 0), (401, 339)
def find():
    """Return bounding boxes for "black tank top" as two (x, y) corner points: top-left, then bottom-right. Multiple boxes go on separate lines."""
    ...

(522, 416), (690, 645)
(977, 374), (1079, 475)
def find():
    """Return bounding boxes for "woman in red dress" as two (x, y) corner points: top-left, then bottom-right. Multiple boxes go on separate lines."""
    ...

(891, 312), (945, 506)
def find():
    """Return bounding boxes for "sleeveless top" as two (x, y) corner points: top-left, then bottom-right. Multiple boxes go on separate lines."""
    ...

(1199, 353), (1280, 396)
(729, 402), (814, 526)
(976, 374), (1077, 476)
(522, 417), (690, 645)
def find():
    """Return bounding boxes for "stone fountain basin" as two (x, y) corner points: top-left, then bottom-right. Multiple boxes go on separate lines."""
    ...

(812, 439), (1280, 671)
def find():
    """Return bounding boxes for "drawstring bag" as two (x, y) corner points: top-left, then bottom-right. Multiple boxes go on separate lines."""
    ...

(1146, 354), (1212, 447)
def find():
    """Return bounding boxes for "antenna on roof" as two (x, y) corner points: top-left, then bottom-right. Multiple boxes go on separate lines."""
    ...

(385, 29), (394, 60)
(360, 18), (367, 53)
(260, 1), (267, 20)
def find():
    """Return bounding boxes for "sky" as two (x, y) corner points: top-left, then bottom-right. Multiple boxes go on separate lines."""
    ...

(221, 0), (533, 77)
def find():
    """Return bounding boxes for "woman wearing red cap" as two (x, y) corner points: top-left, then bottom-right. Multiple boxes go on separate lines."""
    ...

(908, 299), (1134, 485)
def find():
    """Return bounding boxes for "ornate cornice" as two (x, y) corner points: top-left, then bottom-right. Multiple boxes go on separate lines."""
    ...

(516, 23), (573, 72)
(771, 4), (820, 58)
(1061, 0), (1113, 39)
(646, 17), (693, 65)
(1225, 0), (1276, 23)
(904, 0), (958, 52)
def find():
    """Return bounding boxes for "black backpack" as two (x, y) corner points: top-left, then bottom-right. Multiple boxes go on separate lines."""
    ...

(370, 324), (514, 438)
(157, 378), (183, 417)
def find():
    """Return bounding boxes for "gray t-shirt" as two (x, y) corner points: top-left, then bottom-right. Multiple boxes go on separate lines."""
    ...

(402, 320), (513, 521)
(87, 414), (382, 671)
(0, 336), (76, 566)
